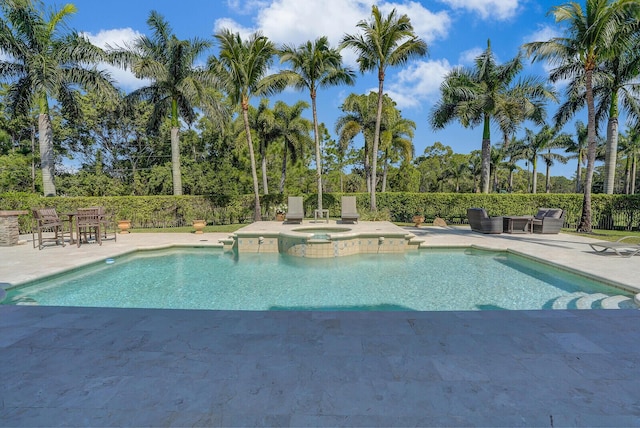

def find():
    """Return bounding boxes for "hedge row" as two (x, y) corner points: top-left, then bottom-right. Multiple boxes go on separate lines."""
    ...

(2, 192), (640, 231)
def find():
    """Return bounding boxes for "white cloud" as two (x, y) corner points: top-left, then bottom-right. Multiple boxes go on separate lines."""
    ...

(214, 0), (451, 67)
(439, 0), (521, 20)
(83, 28), (150, 91)
(458, 47), (483, 65)
(524, 24), (560, 44)
(386, 58), (452, 109)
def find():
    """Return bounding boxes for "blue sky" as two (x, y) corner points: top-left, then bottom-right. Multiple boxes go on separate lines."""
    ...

(59, 0), (591, 178)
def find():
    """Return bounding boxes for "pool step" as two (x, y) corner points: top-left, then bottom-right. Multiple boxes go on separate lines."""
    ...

(575, 293), (609, 309)
(551, 292), (588, 309)
(552, 292), (640, 310)
(600, 295), (636, 309)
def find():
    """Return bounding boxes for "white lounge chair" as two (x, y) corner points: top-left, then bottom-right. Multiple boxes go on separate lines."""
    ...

(285, 196), (304, 224)
(341, 196), (359, 224)
(589, 236), (640, 257)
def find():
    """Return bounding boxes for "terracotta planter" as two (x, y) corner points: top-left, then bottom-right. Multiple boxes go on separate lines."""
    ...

(275, 213), (285, 221)
(117, 220), (131, 234)
(412, 215), (425, 227)
(192, 220), (206, 234)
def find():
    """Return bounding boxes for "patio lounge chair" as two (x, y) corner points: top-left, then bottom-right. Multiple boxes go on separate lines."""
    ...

(467, 208), (503, 234)
(531, 208), (565, 234)
(589, 236), (640, 257)
(341, 196), (359, 224)
(32, 208), (66, 250)
(285, 196), (304, 224)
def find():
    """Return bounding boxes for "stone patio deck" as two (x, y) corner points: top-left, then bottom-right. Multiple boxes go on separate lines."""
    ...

(1, 224), (639, 426)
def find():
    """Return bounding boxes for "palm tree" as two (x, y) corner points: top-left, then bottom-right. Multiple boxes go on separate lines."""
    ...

(335, 92), (379, 193)
(432, 39), (555, 194)
(0, 0), (115, 196)
(380, 111), (415, 192)
(540, 149), (569, 193)
(564, 120), (589, 193)
(620, 127), (640, 194)
(247, 99), (277, 194)
(210, 30), (286, 221)
(109, 11), (215, 196)
(279, 36), (354, 211)
(272, 100), (312, 193)
(524, 0), (637, 231)
(523, 125), (572, 193)
(341, 5), (427, 211)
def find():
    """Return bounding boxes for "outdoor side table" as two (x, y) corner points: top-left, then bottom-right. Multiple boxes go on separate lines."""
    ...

(314, 209), (329, 223)
(503, 216), (533, 234)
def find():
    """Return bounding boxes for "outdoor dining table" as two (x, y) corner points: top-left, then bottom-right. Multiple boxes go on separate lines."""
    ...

(60, 212), (77, 244)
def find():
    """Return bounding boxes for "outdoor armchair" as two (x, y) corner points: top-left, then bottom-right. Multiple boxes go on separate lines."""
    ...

(531, 208), (565, 234)
(466, 208), (503, 234)
(285, 196), (304, 224)
(341, 196), (359, 224)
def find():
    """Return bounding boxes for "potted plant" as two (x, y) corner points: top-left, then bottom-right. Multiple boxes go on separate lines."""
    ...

(275, 203), (287, 221)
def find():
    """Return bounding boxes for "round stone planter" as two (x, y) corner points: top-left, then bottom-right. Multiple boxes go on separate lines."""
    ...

(412, 215), (425, 227)
(192, 220), (206, 234)
(275, 213), (285, 222)
(117, 220), (131, 234)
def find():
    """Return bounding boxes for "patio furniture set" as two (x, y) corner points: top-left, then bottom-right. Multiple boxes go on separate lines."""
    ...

(467, 207), (565, 235)
(32, 207), (117, 250)
(284, 196), (360, 224)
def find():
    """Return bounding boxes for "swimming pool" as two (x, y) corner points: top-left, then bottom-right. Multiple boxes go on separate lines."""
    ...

(4, 247), (636, 311)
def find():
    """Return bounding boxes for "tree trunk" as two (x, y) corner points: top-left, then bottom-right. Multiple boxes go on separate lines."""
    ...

(39, 113), (56, 197)
(545, 162), (551, 193)
(577, 68), (596, 232)
(242, 102), (262, 222)
(575, 154), (582, 193)
(531, 158), (538, 194)
(481, 114), (491, 194)
(624, 156), (631, 194)
(370, 70), (385, 211)
(170, 127), (182, 195)
(381, 155), (388, 192)
(311, 89), (323, 211)
(632, 155), (637, 194)
(603, 94), (619, 194)
(279, 141), (287, 194)
(260, 140), (269, 195)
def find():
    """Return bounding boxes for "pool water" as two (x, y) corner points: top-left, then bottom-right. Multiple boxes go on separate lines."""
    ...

(4, 247), (632, 311)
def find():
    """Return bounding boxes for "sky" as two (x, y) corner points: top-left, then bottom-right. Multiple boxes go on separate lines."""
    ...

(50, 0), (597, 178)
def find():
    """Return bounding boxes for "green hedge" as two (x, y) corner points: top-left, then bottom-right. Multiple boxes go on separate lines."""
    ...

(3, 191), (640, 231)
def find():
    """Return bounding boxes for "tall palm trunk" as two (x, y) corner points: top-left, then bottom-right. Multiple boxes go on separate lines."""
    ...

(242, 99), (262, 221)
(170, 127), (182, 195)
(531, 158), (538, 194)
(370, 69), (385, 211)
(311, 89), (323, 211)
(578, 67), (596, 232)
(481, 114), (491, 193)
(624, 155), (631, 194)
(632, 154), (637, 194)
(382, 155), (388, 192)
(38, 112), (56, 197)
(260, 141), (269, 194)
(279, 142), (287, 194)
(170, 100), (182, 196)
(575, 153), (582, 193)
(545, 153), (551, 193)
(604, 94), (619, 194)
